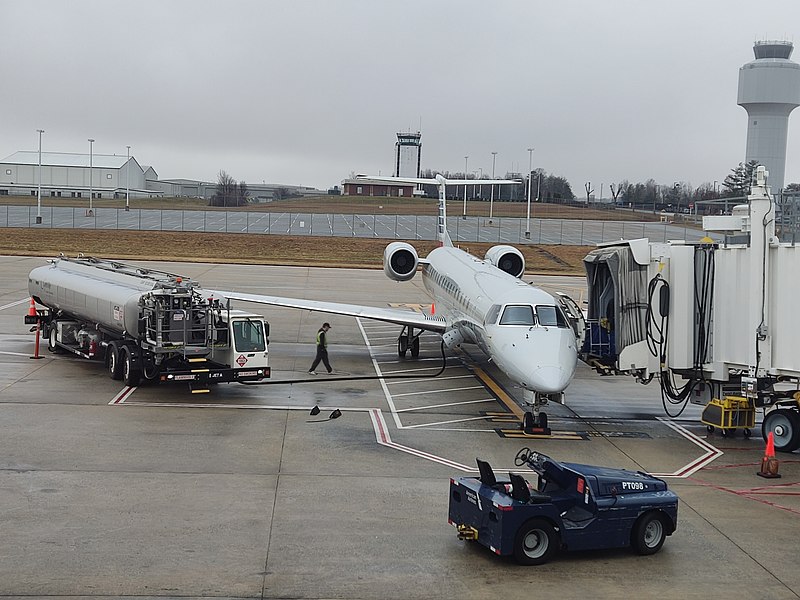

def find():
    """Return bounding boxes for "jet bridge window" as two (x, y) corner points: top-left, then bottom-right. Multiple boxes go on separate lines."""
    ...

(499, 305), (535, 325)
(535, 305), (569, 328)
(232, 320), (266, 352)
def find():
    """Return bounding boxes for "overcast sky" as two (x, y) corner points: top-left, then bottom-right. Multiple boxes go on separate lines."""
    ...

(3, 1), (800, 192)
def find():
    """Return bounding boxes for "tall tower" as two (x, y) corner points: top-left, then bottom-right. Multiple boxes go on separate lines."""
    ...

(394, 132), (422, 179)
(738, 40), (800, 191)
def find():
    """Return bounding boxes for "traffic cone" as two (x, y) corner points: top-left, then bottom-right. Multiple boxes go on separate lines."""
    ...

(27, 297), (37, 317)
(430, 303), (435, 316)
(757, 431), (781, 478)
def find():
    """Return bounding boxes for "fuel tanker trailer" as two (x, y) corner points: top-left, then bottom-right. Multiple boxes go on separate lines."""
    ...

(27, 256), (270, 391)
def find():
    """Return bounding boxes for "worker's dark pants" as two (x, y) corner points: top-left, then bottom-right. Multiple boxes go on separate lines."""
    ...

(310, 346), (332, 373)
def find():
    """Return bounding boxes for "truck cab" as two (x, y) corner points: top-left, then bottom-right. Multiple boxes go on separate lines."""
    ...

(210, 310), (269, 373)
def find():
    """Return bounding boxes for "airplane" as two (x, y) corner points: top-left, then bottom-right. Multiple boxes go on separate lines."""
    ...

(212, 174), (580, 431)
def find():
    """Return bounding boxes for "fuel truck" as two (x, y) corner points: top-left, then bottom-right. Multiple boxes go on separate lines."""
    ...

(26, 256), (270, 392)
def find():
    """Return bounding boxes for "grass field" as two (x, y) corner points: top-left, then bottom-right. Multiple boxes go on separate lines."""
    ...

(0, 228), (592, 274)
(0, 193), (662, 222)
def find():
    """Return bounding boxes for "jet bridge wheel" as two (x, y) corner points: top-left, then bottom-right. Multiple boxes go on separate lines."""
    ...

(762, 409), (800, 453)
(513, 518), (558, 565)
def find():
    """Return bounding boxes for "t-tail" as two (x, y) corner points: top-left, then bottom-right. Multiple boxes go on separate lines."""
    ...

(354, 174), (520, 248)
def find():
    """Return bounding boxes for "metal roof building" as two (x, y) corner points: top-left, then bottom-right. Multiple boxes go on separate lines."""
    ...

(0, 151), (160, 199)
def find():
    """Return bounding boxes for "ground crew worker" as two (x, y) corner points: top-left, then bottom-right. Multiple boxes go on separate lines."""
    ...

(308, 322), (333, 375)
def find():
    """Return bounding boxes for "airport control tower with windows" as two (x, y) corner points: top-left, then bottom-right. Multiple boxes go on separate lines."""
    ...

(394, 132), (423, 194)
(738, 40), (800, 191)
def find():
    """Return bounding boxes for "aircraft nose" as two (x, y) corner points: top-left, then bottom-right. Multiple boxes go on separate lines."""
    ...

(528, 365), (573, 393)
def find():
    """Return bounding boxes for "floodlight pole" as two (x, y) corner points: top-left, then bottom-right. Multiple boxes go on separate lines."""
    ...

(463, 155), (469, 219)
(126, 145), (131, 211)
(36, 129), (44, 224)
(88, 138), (95, 216)
(525, 147), (533, 239)
(490, 151), (497, 219)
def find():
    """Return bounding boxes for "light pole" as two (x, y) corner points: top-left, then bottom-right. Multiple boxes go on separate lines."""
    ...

(36, 129), (44, 224)
(126, 145), (131, 211)
(463, 155), (469, 219)
(525, 147), (534, 238)
(490, 151), (497, 219)
(88, 138), (95, 216)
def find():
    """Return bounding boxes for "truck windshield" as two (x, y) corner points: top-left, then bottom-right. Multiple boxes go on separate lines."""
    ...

(232, 320), (266, 352)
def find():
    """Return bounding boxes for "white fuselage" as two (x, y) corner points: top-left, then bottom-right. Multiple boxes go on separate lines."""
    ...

(421, 246), (577, 394)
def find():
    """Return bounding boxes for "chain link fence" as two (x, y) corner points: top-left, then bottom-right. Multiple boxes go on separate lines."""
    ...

(0, 205), (715, 246)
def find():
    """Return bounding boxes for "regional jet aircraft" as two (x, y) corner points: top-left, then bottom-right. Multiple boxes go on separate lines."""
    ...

(213, 175), (579, 430)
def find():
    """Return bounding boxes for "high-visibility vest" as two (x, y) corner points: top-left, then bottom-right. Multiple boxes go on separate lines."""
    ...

(316, 329), (327, 348)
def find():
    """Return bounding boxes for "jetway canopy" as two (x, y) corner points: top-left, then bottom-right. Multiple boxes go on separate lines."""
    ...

(583, 243), (648, 358)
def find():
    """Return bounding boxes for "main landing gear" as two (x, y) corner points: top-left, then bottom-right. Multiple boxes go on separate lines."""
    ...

(397, 326), (421, 358)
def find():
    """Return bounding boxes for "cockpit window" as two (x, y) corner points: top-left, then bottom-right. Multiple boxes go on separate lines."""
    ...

(499, 305), (535, 326)
(485, 304), (502, 325)
(535, 305), (569, 328)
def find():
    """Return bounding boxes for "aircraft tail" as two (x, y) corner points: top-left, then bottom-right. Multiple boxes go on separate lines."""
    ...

(436, 174), (453, 247)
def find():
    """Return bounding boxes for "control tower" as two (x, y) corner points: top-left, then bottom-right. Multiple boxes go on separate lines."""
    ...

(738, 40), (800, 190)
(394, 132), (422, 179)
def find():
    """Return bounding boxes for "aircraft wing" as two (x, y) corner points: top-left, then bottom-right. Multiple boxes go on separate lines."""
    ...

(208, 289), (448, 332)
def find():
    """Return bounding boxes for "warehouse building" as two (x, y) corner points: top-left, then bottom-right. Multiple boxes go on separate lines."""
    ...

(0, 151), (161, 199)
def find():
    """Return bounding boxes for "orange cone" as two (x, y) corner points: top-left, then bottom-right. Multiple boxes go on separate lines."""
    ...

(430, 303), (435, 316)
(757, 431), (781, 478)
(27, 297), (37, 317)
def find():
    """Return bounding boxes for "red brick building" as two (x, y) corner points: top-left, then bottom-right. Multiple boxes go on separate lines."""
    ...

(341, 178), (415, 197)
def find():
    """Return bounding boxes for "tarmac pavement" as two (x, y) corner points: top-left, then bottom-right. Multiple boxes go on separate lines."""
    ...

(0, 255), (797, 599)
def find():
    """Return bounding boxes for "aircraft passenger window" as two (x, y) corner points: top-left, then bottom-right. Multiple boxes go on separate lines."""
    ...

(535, 305), (569, 328)
(485, 304), (502, 325)
(499, 305), (535, 326)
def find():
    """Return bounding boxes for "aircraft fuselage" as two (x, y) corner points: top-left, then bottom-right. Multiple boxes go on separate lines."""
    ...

(421, 246), (577, 395)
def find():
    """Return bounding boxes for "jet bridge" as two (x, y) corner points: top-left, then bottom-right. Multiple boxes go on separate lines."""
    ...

(582, 167), (800, 452)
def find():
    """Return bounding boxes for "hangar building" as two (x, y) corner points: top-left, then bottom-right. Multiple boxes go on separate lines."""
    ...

(0, 151), (159, 199)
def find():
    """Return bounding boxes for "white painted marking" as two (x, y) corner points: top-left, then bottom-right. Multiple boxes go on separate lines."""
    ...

(0, 350), (45, 358)
(0, 298), (29, 311)
(392, 385), (485, 398)
(395, 398), (496, 413)
(650, 417), (723, 478)
(385, 374), (474, 386)
(403, 415), (490, 429)
(368, 409), (472, 471)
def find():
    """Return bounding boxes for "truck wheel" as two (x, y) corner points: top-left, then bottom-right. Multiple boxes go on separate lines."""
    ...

(121, 347), (141, 387)
(410, 336), (420, 358)
(762, 410), (800, 453)
(48, 325), (62, 354)
(107, 343), (123, 381)
(513, 519), (558, 565)
(631, 512), (667, 555)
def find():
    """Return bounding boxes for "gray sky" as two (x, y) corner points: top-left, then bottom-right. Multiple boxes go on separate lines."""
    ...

(3, 0), (800, 192)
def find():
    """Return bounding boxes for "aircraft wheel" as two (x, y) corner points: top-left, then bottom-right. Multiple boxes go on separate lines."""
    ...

(122, 347), (141, 387)
(410, 337), (420, 358)
(107, 343), (123, 380)
(513, 519), (557, 565)
(397, 337), (407, 358)
(631, 512), (667, 555)
(762, 409), (800, 453)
